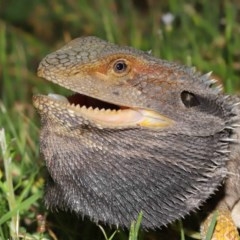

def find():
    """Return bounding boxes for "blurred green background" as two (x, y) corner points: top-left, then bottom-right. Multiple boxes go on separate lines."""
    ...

(0, 0), (240, 239)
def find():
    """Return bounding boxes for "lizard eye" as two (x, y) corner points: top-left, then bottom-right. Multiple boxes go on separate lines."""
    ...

(181, 91), (200, 108)
(113, 60), (128, 74)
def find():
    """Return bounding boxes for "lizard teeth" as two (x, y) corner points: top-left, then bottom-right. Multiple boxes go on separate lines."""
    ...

(48, 93), (69, 103)
(46, 94), (174, 128)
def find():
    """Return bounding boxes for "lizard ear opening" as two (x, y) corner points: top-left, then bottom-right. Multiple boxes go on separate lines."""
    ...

(181, 91), (200, 108)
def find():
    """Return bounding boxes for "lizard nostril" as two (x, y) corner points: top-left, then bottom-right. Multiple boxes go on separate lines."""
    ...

(181, 91), (200, 108)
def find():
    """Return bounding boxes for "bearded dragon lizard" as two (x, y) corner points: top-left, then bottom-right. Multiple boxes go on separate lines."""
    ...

(33, 36), (240, 239)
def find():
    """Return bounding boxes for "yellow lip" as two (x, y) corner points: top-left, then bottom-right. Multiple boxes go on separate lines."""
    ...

(71, 106), (174, 128)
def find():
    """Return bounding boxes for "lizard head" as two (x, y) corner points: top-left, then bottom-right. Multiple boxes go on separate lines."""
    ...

(33, 36), (237, 228)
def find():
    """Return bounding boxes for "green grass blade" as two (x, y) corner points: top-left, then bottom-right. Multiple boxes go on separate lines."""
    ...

(205, 211), (217, 240)
(98, 225), (118, 240)
(0, 191), (42, 225)
(129, 211), (143, 240)
(178, 221), (185, 240)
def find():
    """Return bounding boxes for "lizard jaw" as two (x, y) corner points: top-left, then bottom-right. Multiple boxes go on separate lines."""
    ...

(33, 93), (174, 129)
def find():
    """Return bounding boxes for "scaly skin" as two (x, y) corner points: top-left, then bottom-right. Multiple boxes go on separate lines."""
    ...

(33, 36), (240, 238)
(200, 97), (240, 240)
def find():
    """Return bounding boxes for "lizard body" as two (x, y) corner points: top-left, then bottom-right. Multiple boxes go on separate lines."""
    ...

(33, 37), (240, 235)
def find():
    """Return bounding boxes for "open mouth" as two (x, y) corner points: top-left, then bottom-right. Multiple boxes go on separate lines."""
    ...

(32, 92), (174, 129)
(67, 93), (121, 111)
